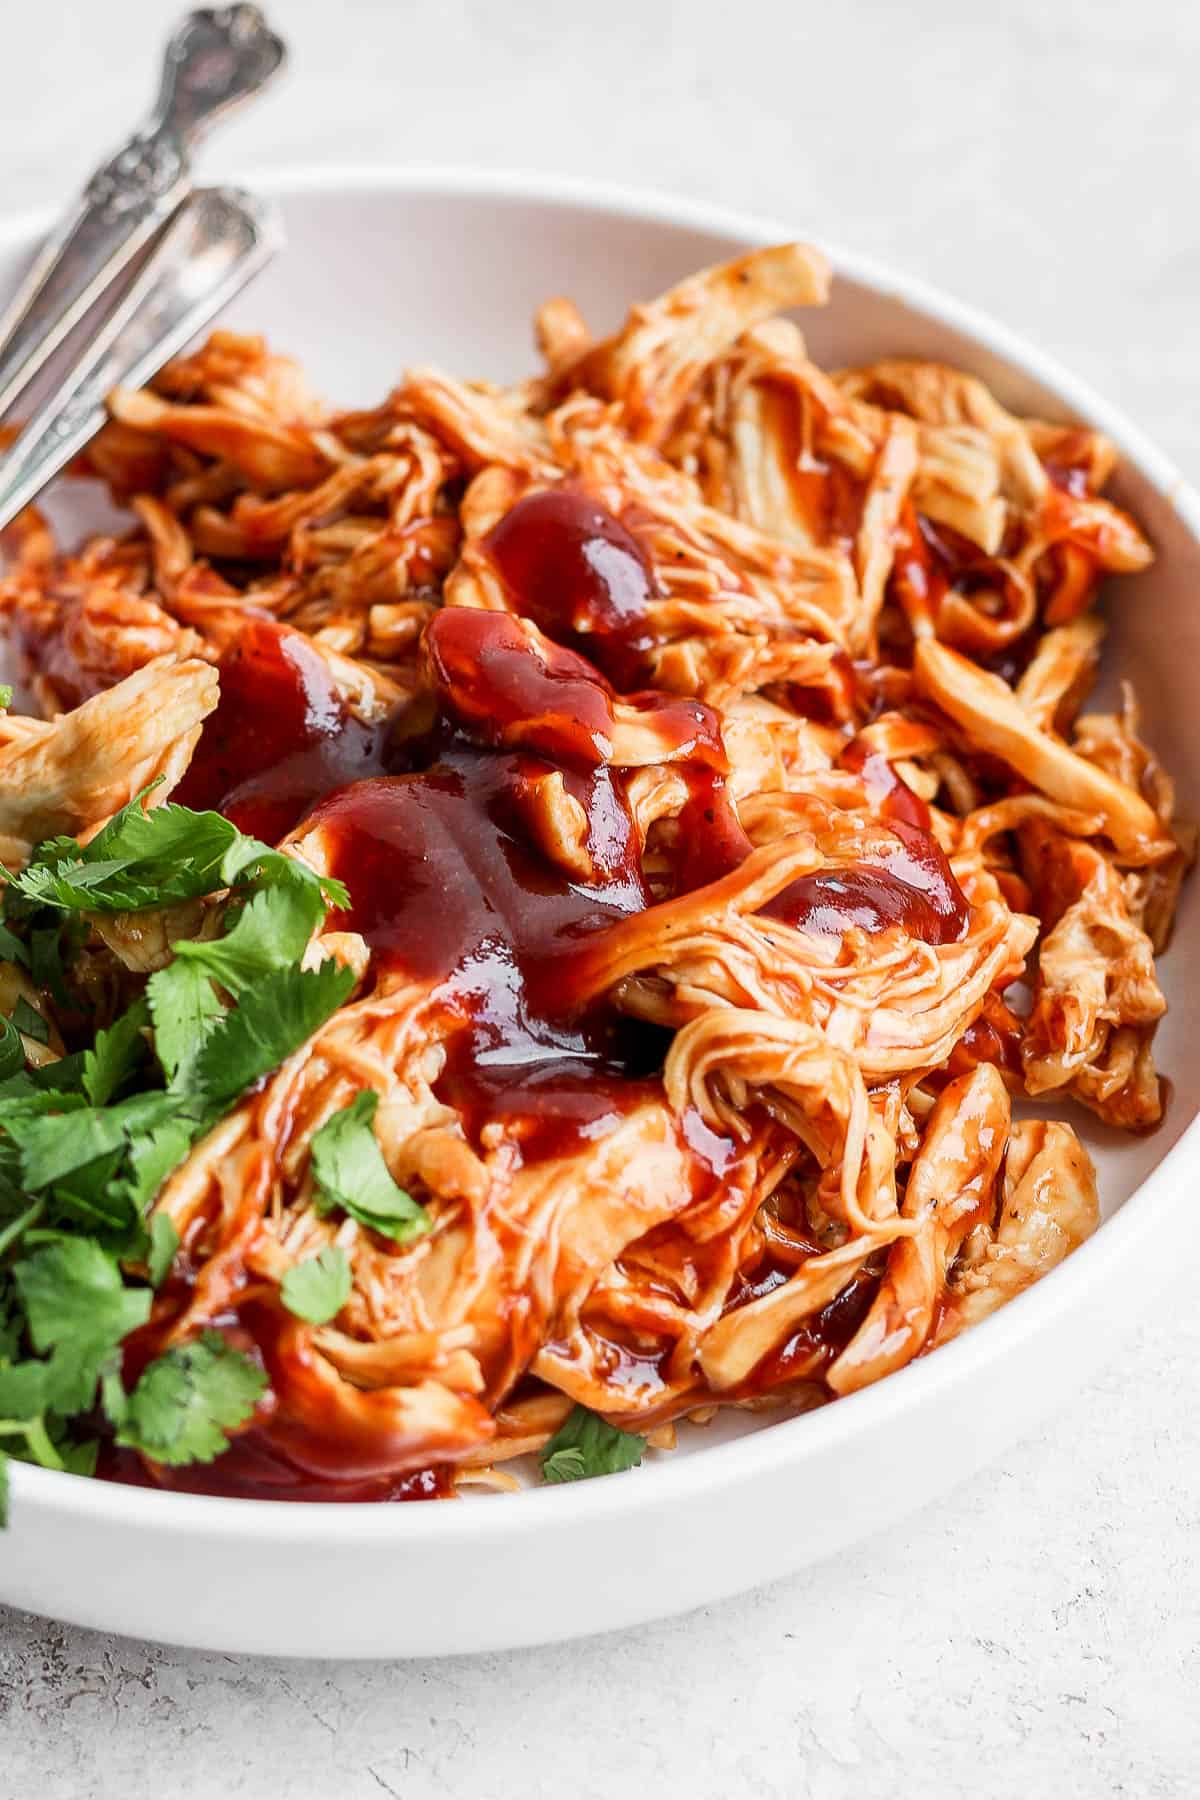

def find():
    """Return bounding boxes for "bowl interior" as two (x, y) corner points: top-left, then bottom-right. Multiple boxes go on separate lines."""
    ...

(0, 177), (1198, 1659)
(1, 177), (1197, 1309)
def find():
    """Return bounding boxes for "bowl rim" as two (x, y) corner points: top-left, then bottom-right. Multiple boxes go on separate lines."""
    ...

(3, 161), (1198, 1544)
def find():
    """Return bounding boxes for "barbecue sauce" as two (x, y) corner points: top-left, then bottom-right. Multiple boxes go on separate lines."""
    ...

(116, 491), (975, 1500)
(482, 485), (657, 688)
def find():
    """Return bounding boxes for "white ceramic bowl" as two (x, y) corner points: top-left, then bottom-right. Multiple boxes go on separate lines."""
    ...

(1, 170), (1198, 1659)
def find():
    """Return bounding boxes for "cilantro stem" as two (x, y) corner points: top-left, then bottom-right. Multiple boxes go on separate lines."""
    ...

(18, 1416), (64, 1471)
(0, 1417), (65, 1470)
(0, 1197), (43, 1259)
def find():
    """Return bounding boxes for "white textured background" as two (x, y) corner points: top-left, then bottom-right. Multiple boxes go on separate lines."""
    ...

(4, 0), (1200, 1794)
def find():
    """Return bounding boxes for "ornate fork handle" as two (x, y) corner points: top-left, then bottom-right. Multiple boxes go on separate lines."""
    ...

(0, 7), (285, 418)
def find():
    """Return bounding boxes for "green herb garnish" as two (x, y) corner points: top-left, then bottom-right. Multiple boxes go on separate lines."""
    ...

(281, 1245), (352, 1325)
(540, 1405), (645, 1485)
(310, 1090), (430, 1244)
(0, 793), (361, 1521)
(109, 1332), (267, 1466)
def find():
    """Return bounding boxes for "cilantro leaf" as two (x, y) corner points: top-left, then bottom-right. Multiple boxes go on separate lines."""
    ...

(146, 1214), (179, 1289)
(281, 1244), (351, 1324)
(82, 998), (149, 1106)
(0, 1357), (51, 1420)
(147, 957), (224, 1088)
(26, 1053), (85, 1095)
(12, 996), (48, 1046)
(188, 961), (354, 1102)
(13, 1240), (151, 1354)
(4, 1090), (181, 1192)
(0, 922), (29, 968)
(49, 1149), (133, 1238)
(541, 1446), (587, 1482)
(58, 1437), (98, 1478)
(540, 1405), (644, 1485)
(118, 1118), (197, 1217)
(310, 1090), (430, 1245)
(6, 792), (345, 915)
(148, 880), (327, 1088)
(178, 879), (326, 989)
(0, 686), (12, 713)
(112, 1332), (266, 1466)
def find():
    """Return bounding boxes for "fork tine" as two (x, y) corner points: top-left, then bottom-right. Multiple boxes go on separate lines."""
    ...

(0, 7), (285, 420)
(0, 188), (284, 536)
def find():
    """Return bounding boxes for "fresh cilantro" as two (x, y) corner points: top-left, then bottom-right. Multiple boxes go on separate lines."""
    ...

(146, 1214), (179, 1289)
(0, 1199), (41, 1261)
(11, 996), (48, 1047)
(4, 1090), (181, 1192)
(13, 1240), (151, 1355)
(117, 1118), (197, 1217)
(540, 1405), (645, 1485)
(26, 1053), (85, 1094)
(0, 797), (365, 1519)
(110, 1332), (266, 1466)
(310, 1090), (431, 1245)
(5, 791), (346, 915)
(187, 961), (354, 1102)
(57, 1437), (98, 1478)
(146, 958), (224, 1089)
(3, 1241), (154, 1427)
(81, 999), (149, 1106)
(541, 1445), (588, 1481)
(0, 687), (12, 712)
(0, 922), (29, 968)
(280, 1244), (351, 1324)
(148, 879), (328, 1088)
(50, 1149), (133, 1238)
(174, 879), (325, 991)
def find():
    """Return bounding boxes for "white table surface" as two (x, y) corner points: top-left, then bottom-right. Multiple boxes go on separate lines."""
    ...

(3, 0), (1200, 1792)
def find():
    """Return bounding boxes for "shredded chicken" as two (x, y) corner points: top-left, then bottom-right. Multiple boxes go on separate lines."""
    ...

(0, 241), (1183, 1494)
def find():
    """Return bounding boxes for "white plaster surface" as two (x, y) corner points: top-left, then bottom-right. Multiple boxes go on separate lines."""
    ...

(2, 0), (1200, 1792)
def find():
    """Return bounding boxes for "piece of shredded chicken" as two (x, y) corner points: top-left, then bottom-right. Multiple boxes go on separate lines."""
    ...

(0, 241), (1181, 1495)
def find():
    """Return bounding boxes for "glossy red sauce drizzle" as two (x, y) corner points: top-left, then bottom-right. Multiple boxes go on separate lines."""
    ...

(425, 605), (725, 772)
(839, 733), (932, 831)
(120, 496), (974, 1499)
(764, 819), (967, 946)
(891, 504), (1018, 630)
(173, 619), (388, 840)
(97, 1438), (452, 1502)
(482, 485), (657, 688)
(664, 740), (964, 946)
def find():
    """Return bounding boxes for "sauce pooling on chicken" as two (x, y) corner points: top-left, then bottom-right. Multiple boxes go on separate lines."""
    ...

(178, 602), (968, 1144)
(173, 619), (389, 841)
(482, 486), (657, 689)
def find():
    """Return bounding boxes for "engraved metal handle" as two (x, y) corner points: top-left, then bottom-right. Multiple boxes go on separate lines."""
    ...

(0, 7), (285, 419)
(0, 187), (284, 534)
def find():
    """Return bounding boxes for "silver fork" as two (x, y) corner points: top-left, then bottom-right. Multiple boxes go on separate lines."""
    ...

(0, 6), (285, 420)
(0, 188), (284, 534)
(0, 8), (287, 537)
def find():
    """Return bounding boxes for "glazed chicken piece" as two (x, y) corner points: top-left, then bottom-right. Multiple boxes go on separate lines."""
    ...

(0, 656), (217, 865)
